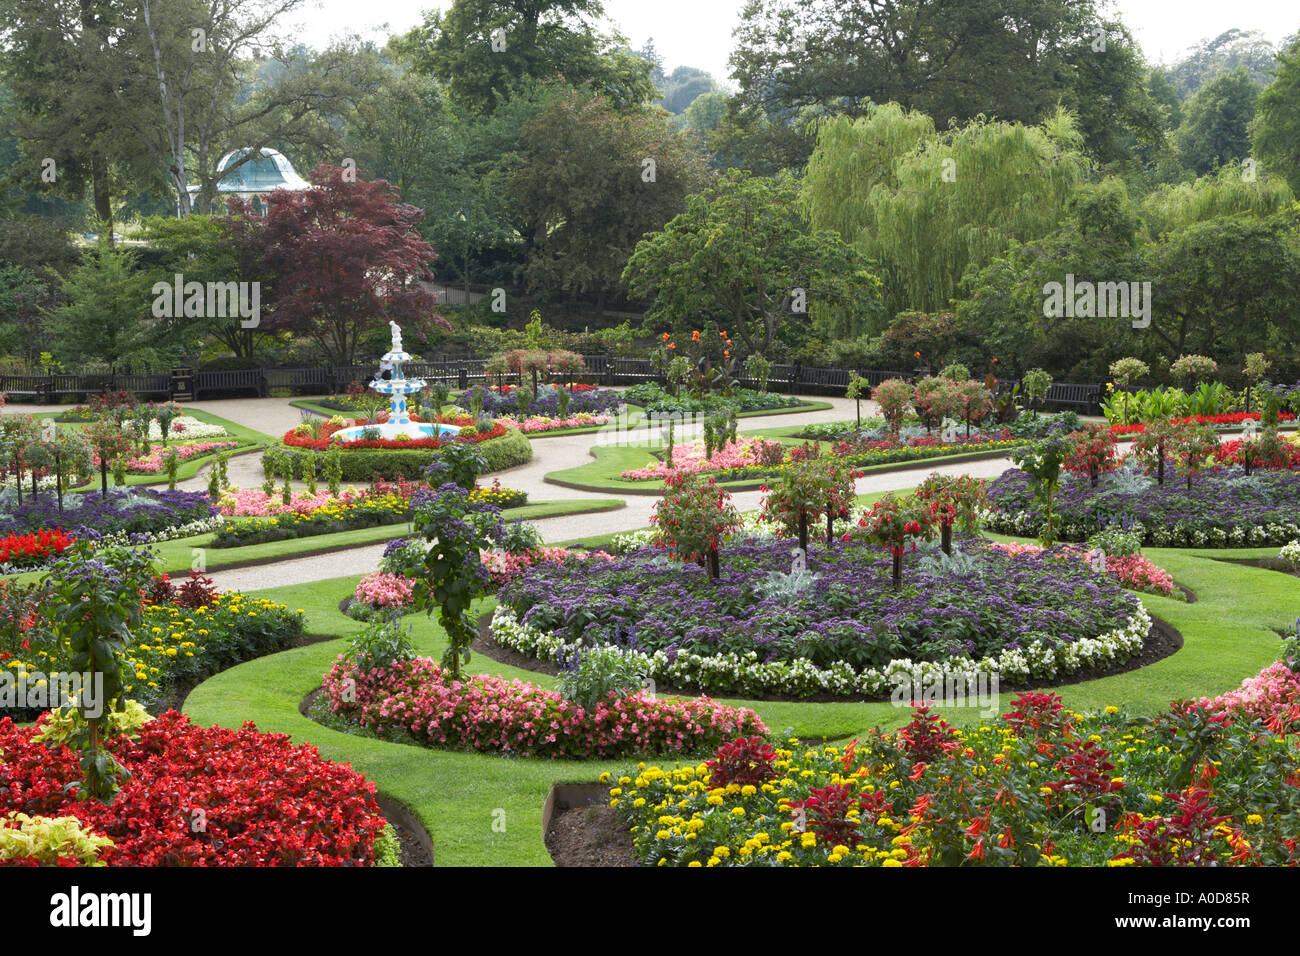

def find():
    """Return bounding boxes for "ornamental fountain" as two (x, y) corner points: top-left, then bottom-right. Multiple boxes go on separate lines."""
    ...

(332, 321), (462, 443)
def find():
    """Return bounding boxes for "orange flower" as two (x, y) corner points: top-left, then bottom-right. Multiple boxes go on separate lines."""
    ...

(692, 330), (701, 342)
(662, 332), (670, 342)
(667, 343), (675, 350)
(724, 350), (730, 358)
(914, 351), (921, 358)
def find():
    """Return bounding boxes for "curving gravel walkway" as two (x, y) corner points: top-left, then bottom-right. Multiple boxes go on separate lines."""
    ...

(2, 394), (1101, 592)
(186, 393), (1042, 591)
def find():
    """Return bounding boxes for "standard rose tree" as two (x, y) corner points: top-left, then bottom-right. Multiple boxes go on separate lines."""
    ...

(914, 473), (986, 554)
(650, 472), (742, 579)
(857, 493), (932, 587)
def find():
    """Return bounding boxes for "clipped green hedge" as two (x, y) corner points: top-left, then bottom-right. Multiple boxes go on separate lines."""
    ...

(261, 427), (533, 481)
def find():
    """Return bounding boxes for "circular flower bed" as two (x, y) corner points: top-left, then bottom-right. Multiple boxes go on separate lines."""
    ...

(985, 465), (1300, 547)
(321, 656), (765, 759)
(0, 710), (389, 865)
(494, 537), (1149, 698)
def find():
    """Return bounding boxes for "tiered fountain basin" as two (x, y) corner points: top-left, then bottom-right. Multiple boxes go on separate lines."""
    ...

(332, 346), (463, 444)
(332, 420), (462, 442)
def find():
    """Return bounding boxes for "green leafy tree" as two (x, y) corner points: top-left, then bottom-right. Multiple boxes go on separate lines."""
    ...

(47, 239), (169, 370)
(728, 0), (1157, 168)
(1145, 213), (1300, 361)
(398, 0), (654, 117)
(807, 108), (1087, 318)
(1251, 37), (1300, 196)
(624, 169), (882, 357)
(1176, 67), (1260, 175)
(505, 88), (711, 301)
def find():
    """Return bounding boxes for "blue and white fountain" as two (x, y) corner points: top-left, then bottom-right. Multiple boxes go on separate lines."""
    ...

(332, 322), (461, 443)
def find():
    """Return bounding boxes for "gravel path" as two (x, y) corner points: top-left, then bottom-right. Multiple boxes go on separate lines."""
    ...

(0, 394), (1067, 591)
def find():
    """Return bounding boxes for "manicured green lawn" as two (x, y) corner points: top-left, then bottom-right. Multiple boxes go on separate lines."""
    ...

(182, 525), (1299, 866)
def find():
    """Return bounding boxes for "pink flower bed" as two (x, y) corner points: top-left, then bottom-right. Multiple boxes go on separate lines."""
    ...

(498, 413), (613, 434)
(620, 437), (783, 480)
(480, 547), (615, 587)
(1194, 662), (1300, 732)
(95, 441), (240, 474)
(353, 571), (417, 611)
(986, 541), (1175, 597)
(322, 656), (767, 758)
(218, 488), (365, 517)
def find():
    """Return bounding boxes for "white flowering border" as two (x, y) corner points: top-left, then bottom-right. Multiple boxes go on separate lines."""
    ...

(491, 603), (1152, 699)
(985, 508), (1300, 548)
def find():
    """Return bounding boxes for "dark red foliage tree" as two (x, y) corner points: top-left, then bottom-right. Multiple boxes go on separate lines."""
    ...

(232, 166), (451, 365)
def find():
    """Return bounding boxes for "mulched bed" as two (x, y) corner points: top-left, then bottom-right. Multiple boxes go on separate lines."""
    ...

(474, 608), (1187, 704)
(545, 804), (636, 867)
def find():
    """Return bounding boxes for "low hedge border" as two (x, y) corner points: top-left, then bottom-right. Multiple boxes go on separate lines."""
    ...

(261, 426), (533, 481)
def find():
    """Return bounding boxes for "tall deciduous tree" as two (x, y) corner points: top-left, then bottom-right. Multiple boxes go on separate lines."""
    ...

(1175, 67), (1260, 175)
(239, 166), (448, 366)
(505, 88), (712, 301)
(623, 169), (883, 357)
(0, 0), (155, 235)
(727, 0), (1160, 168)
(1251, 37), (1300, 197)
(1145, 212), (1300, 361)
(805, 107), (1087, 318)
(398, 0), (654, 117)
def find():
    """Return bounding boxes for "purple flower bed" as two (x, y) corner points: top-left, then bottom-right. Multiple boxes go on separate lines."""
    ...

(497, 536), (1139, 672)
(0, 488), (215, 538)
(985, 466), (1300, 547)
(457, 385), (624, 419)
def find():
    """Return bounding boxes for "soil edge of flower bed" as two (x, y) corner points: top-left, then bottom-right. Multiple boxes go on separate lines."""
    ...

(543, 782), (636, 867)
(298, 685), (435, 868)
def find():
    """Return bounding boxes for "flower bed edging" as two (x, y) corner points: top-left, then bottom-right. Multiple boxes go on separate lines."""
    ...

(489, 605), (1153, 699)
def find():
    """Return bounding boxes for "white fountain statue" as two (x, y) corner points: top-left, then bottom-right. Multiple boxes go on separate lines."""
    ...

(331, 321), (461, 443)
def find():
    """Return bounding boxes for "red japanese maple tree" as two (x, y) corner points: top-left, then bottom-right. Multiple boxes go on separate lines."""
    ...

(234, 166), (450, 365)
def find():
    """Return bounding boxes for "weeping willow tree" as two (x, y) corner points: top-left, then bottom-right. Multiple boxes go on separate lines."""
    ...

(1139, 162), (1296, 238)
(803, 105), (935, 244)
(804, 106), (1088, 320)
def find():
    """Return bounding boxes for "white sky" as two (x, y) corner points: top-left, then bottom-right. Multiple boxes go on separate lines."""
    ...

(286, 0), (1298, 87)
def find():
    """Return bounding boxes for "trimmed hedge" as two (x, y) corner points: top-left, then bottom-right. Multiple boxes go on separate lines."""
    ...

(262, 426), (533, 481)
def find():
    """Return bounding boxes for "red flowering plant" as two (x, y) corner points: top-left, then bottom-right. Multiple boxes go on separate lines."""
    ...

(759, 458), (857, 552)
(913, 376), (964, 434)
(856, 493), (932, 587)
(0, 528), (74, 569)
(1063, 423), (1119, 488)
(705, 736), (779, 788)
(913, 473), (985, 554)
(1130, 418), (1188, 485)
(0, 710), (389, 865)
(872, 378), (914, 440)
(282, 415), (506, 451)
(650, 472), (741, 579)
(1173, 422), (1220, 491)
